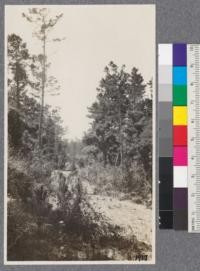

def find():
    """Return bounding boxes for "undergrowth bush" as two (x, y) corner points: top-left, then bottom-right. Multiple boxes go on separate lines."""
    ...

(78, 161), (151, 201)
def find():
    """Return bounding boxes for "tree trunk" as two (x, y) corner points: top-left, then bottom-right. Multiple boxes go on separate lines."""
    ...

(118, 105), (124, 169)
(103, 149), (107, 167)
(38, 22), (46, 149)
(15, 62), (21, 148)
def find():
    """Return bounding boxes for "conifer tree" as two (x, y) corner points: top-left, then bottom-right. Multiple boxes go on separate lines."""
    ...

(22, 8), (64, 148)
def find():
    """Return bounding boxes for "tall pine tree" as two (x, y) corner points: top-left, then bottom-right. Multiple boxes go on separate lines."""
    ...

(22, 8), (64, 148)
(7, 34), (30, 149)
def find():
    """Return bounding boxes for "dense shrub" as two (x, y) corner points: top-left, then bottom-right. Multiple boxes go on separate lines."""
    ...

(78, 161), (151, 201)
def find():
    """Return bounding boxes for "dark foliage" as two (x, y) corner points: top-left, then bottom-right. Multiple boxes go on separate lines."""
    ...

(83, 62), (152, 196)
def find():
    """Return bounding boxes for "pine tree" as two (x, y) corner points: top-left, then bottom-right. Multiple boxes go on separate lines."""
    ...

(85, 62), (149, 173)
(86, 62), (130, 166)
(22, 8), (64, 148)
(7, 34), (30, 149)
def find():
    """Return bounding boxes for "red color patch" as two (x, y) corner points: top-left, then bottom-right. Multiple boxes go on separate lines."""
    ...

(173, 126), (187, 146)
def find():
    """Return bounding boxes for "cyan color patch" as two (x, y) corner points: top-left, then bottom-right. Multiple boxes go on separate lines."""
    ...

(173, 67), (187, 85)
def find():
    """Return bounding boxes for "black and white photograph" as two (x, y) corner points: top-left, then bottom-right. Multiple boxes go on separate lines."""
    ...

(5, 5), (155, 264)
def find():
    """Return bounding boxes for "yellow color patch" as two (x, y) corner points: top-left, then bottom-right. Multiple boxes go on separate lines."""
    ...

(173, 106), (187, 125)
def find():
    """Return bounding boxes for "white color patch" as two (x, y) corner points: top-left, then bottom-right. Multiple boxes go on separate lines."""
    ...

(158, 44), (172, 65)
(173, 166), (187, 188)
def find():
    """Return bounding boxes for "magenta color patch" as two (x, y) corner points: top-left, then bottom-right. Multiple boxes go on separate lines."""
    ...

(173, 146), (188, 166)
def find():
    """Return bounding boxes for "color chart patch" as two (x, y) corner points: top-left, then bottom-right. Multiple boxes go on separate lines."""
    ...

(173, 106), (187, 125)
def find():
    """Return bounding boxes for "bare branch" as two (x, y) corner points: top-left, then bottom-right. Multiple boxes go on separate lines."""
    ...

(22, 12), (33, 23)
(52, 37), (66, 42)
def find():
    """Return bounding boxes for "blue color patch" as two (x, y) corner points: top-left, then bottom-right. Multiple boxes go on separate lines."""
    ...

(173, 67), (187, 85)
(173, 44), (187, 66)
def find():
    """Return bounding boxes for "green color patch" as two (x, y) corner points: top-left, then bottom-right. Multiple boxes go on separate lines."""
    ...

(173, 85), (187, 105)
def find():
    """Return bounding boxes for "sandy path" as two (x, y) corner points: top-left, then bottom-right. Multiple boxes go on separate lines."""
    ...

(49, 171), (152, 248)
(82, 181), (152, 246)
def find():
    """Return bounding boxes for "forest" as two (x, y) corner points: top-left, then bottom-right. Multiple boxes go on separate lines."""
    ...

(7, 8), (153, 261)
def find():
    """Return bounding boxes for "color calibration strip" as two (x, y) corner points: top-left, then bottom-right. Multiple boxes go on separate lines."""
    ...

(159, 44), (173, 229)
(173, 44), (188, 230)
(159, 44), (200, 231)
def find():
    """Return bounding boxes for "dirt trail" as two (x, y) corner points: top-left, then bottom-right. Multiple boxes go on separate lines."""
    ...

(82, 180), (152, 247)
(49, 170), (152, 248)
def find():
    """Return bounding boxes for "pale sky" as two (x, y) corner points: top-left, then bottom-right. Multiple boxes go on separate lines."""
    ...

(5, 5), (155, 140)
